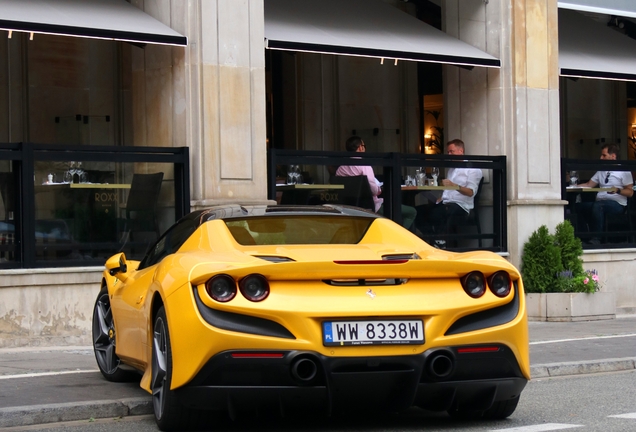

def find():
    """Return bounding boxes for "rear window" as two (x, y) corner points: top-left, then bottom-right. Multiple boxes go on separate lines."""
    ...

(224, 216), (373, 245)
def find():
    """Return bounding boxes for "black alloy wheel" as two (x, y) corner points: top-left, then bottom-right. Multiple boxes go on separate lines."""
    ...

(92, 286), (135, 382)
(152, 306), (201, 431)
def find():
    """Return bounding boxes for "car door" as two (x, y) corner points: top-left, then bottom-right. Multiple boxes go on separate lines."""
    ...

(132, 218), (199, 364)
(110, 262), (157, 364)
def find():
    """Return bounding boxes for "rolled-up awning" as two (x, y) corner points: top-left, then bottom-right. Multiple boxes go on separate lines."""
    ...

(0, 0), (187, 46)
(558, 0), (636, 19)
(264, 0), (500, 68)
(559, 9), (636, 81)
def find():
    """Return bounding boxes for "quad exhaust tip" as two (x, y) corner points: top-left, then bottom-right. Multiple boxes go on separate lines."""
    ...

(426, 350), (455, 378)
(291, 357), (318, 382)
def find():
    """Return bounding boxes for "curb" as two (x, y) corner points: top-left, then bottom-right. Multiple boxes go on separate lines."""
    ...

(0, 397), (152, 428)
(531, 357), (636, 379)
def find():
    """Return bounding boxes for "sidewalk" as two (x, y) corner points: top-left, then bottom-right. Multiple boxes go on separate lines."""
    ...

(0, 316), (635, 428)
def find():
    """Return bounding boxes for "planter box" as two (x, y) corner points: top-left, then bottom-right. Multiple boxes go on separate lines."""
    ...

(526, 293), (547, 321)
(526, 292), (615, 322)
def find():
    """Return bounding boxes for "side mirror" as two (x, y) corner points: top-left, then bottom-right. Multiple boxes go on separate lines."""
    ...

(105, 253), (128, 277)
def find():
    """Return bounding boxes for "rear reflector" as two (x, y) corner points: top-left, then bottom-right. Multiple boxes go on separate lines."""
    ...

(457, 346), (500, 354)
(334, 260), (408, 264)
(230, 353), (284, 358)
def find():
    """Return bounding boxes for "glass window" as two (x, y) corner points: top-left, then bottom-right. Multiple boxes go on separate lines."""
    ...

(33, 160), (175, 263)
(139, 218), (198, 270)
(225, 216), (373, 245)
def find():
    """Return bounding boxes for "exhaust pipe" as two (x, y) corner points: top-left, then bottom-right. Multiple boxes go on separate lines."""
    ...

(426, 351), (455, 378)
(291, 357), (318, 382)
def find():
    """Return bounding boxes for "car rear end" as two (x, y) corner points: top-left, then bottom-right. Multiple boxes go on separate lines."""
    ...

(168, 210), (529, 416)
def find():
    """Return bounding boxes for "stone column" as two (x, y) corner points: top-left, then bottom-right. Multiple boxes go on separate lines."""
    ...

(134, 0), (270, 209)
(445, 0), (564, 267)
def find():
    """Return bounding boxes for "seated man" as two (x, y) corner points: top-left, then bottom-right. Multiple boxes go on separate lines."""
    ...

(575, 143), (634, 245)
(336, 136), (416, 230)
(415, 139), (483, 248)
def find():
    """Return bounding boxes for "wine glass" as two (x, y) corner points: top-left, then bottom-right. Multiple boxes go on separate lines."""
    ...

(416, 168), (426, 187)
(63, 161), (75, 183)
(569, 170), (578, 186)
(287, 165), (295, 184)
(76, 161), (88, 183)
(431, 167), (440, 186)
(295, 166), (303, 184)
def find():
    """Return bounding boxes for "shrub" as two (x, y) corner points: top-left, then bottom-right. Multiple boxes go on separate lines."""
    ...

(521, 225), (562, 293)
(522, 220), (598, 293)
(554, 220), (584, 278)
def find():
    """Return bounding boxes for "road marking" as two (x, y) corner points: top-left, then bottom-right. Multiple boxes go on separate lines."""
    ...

(0, 369), (99, 380)
(490, 424), (583, 431)
(530, 333), (636, 345)
(609, 412), (636, 419)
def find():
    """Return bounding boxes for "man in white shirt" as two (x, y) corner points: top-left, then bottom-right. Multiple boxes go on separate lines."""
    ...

(575, 143), (634, 245)
(415, 139), (483, 246)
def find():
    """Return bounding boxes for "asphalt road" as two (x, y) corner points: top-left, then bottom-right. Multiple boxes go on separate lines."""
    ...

(0, 316), (635, 430)
(2, 370), (635, 432)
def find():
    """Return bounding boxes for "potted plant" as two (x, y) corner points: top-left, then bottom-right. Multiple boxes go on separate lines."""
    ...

(521, 221), (613, 321)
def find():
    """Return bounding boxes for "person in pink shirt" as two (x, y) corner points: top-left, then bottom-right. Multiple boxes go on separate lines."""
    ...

(336, 136), (416, 230)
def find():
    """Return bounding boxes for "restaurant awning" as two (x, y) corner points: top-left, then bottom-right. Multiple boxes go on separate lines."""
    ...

(559, 9), (636, 81)
(0, 0), (187, 46)
(264, 0), (500, 68)
(558, 0), (636, 19)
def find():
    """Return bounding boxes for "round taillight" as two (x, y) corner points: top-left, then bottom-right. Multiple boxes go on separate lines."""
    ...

(206, 275), (237, 302)
(488, 271), (511, 297)
(461, 271), (486, 298)
(239, 274), (270, 302)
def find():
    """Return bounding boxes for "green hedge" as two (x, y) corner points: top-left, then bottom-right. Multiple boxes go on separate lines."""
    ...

(521, 221), (596, 293)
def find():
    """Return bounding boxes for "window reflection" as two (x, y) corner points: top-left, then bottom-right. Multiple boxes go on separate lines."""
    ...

(33, 161), (175, 262)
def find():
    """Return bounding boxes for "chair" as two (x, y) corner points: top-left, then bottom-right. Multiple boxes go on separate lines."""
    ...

(120, 173), (164, 245)
(604, 197), (634, 243)
(446, 177), (485, 247)
(330, 175), (375, 212)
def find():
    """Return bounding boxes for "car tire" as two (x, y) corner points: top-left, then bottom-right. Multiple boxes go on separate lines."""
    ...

(152, 306), (202, 431)
(92, 286), (136, 382)
(483, 395), (520, 419)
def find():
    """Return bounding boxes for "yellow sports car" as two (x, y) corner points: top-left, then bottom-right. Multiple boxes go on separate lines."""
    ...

(92, 204), (529, 431)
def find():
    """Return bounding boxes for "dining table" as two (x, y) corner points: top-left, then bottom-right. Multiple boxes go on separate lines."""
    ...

(401, 184), (460, 206)
(565, 186), (614, 193)
(401, 185), (460, 191)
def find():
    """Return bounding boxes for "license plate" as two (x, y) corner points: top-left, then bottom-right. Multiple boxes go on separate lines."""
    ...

(322, 320), (424, 346)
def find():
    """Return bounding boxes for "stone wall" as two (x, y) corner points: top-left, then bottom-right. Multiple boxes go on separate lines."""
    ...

(0, 268), (102, 348)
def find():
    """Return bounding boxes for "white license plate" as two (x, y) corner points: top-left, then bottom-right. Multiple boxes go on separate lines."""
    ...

(322, 320), (424, 346)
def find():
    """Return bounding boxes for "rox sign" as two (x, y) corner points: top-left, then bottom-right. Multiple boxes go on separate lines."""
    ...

(95, 192), (117, 202)
(319, 192), (339, 202)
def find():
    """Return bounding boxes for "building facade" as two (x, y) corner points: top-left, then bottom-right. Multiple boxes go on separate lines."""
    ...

(1, 0), (635, 347)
